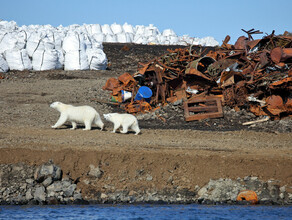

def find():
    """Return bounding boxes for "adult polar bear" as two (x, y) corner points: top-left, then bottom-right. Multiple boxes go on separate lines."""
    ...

(50, 101), (104, 130)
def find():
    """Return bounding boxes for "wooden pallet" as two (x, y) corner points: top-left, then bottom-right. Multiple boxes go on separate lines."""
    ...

(184, 96), (223, 121)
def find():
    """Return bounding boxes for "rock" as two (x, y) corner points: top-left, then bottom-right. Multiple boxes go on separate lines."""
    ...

(42, 177), (53, 187)
(100, 193), (108, 199)
(167, 176), (173, 184)
(63, 184), (77, 197)
(146, 174), (153, 181)
(83, 179), (90, 185)
(25, 179), (34, 185)
(197, 187), (207, 198)
(198, 178), (244, 203)
(47, 181), (63, 193)
(25, 188), (33, 200)
(73, 191), (82, 200)
(47, 191), (55, 197)
(34, 162), (62, 183)
(88, 164), (103, 179)
(34, 186), (46, 202)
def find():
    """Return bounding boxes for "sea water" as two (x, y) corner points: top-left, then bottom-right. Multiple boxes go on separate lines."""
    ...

(0, 204), (291, 220)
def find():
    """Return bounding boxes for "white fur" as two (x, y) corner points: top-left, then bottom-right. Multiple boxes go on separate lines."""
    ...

(103, 113), (140, 135)
(50, 101), (104, 131)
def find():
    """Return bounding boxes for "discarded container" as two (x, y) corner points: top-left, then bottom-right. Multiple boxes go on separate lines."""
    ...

(121, 90), (132, 102)
(110, 96), (118, 103)
(134, 86), (153, 102)
(236, 190), (258, 204)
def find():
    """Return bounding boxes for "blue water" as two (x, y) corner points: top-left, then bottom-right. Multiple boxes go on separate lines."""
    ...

(0, 204), (291, 220)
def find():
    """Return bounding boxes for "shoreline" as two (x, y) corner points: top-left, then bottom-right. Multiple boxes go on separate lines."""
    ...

(0, 44), (291, 206)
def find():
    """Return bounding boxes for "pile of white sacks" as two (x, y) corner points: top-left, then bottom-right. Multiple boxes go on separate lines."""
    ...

(0, 20), (219, 72)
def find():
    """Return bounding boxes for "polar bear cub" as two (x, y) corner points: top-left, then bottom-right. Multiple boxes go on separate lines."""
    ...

(50, 101), (104, 130)
(103, 113), (140, 135)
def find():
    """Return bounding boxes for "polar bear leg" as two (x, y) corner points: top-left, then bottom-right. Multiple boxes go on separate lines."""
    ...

(95, 118), (104, 131)
(83, 120), (92, 130)
(131, 123), (140, 135)
(70, 122), (77, 130)
(112, 122), (121, 133)
(52, 114), (67, 128)
(120, 124), (129, 134)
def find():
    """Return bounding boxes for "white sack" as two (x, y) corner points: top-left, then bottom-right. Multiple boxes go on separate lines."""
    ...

(0, 20), (17, 31)
(111, 23), (123, 34)
(135, 25), (145, 35)
(116, 33), (131, 43)
(56, 50), (64, 69)
(144, 24), (160, 37)
(105, 34), (117, 43)
(91, 24), (102, 34)
(0, 54), (9, 72)
(32, 49), (58, 71)
(102, 24), (113, 35)
(0, 33), (18, 53)
(86, 48), (107, 70)
(4, 49), (32, 71)
(62, 32), (86, 52)
(91, 39), (103, 50)
(64, 50), (89, 70)
(162, 29), (177, 37)
(133, 34), (147, 44)
(92, 33), (105, 43)
(26, 32), (44, 57)
(123, 23), (135, 34)
(53, 32), (65, 50)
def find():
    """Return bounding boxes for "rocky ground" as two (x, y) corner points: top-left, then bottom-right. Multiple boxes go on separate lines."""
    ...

(0, 43), (291, 205)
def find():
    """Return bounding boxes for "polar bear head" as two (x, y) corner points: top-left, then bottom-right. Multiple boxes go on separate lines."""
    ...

(50, 101), (63, 110)
(103, 113), (112, 121)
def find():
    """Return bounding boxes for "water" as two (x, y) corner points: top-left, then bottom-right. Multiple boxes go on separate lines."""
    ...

(0, 204), (291, 220)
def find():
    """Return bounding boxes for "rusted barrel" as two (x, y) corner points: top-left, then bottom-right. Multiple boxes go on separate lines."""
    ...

(236, 190), (258, 204)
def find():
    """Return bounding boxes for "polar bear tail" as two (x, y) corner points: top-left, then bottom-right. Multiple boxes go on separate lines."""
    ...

(94, 113), (104, 130)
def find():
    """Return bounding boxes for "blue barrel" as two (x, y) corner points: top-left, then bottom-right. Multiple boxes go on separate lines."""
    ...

(134, 86), (152, 102)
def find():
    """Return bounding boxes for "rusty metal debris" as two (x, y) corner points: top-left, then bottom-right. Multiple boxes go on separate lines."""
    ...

(103, 30), (292, 121)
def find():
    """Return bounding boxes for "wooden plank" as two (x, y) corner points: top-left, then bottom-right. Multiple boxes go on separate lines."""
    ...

(185, 112), (223, 121)
(184, 96), (223, 121)
(187, 106), (218, 112)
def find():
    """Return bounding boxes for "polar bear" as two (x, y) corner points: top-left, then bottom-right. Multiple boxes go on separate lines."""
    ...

(50, 101), (104, 130)
(103, 113), (140, 135)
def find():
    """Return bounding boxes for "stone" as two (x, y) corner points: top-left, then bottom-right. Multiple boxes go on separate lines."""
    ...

(63, 184), (77, 197)
(25, 188), (33, 200)
(88, 164), (103, 179)
(83, 179), (90, 185)
(26, 179), (34, 185)
(73, 192), (82, 200)
(167, 176), (173, 184)
(47, 181), (63, 192)
(34, 163), (62, 183)
(47, 191), (55, 197)
(146, 174), (153, 181)
(61, 180), (72, 189)
(100, 193), (108, 199)
(34, 186), (46, 202)
(42, 177), (53, 187)
(197, 187), (207, 198)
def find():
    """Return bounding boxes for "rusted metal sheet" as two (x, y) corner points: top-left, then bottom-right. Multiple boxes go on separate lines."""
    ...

(102, 77), (120, 91)
(125, 101), (151, 114)
(270, 47), (292, 64)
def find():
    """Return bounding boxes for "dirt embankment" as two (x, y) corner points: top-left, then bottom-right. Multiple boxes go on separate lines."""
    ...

(0, 43), (291, 204)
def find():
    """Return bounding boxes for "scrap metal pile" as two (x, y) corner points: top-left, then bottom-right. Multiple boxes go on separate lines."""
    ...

(103, 29), (292, 121)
